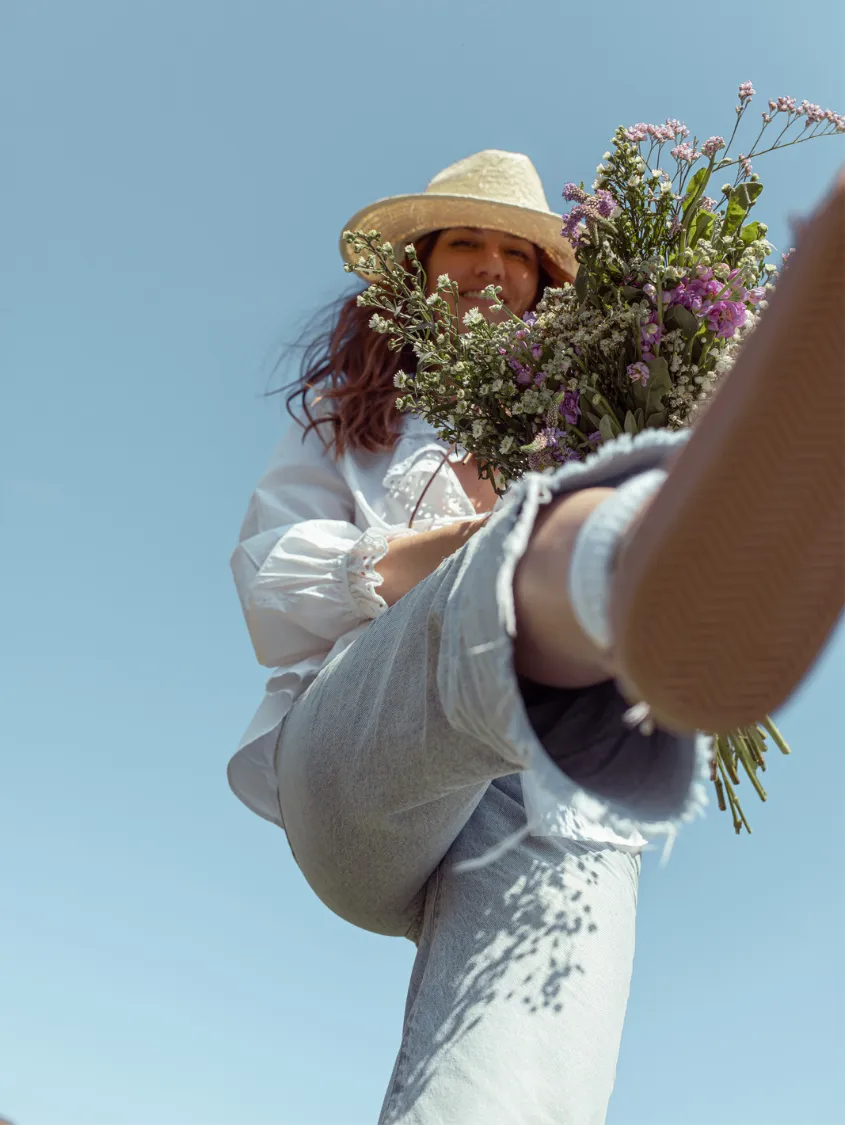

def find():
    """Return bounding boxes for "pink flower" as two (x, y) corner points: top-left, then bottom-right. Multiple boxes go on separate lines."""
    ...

(672, 142), (701, 164)
(627, 361), (650, 384)
(798, 100), (825, 124)
(702, 136), (726, 158)
(649, 123), (677, 143)
(623, 122), (650, 143)
(705, 301), (747, 338)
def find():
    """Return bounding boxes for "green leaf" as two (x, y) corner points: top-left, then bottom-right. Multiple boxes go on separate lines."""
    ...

(689, 211), (716, 249)
(646, 411), (667, 428)
(634, 408), (645, 429)
(599, 413), (621, 442)
(583, 410), (603, 432)
(734, 181), (764, 209)
(682, 167), (710, 215)
(663, 304), (700, 338)
(740, 220), (762, 245)
(623, 410), (639, 435)
(645, 357), (672, 417)
(721, 195), (748, 239)
(620, 285), (642, 301)
(645, 356), (672, 390)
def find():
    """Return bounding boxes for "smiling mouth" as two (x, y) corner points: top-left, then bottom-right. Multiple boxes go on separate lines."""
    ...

(460, 290), (501, 301)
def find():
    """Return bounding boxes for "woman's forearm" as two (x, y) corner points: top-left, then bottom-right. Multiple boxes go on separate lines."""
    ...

(379, 519), (487, 606)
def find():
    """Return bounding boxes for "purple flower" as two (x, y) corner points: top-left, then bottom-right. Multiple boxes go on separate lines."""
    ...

(534, 370), (549, 386)
(587, 430), (602, 445)
(536, 426), (567, 462)
(738, 82), (755, 102)
(748, 286), (766, 304)
(508, 355), (534, 384)
(739, 153), (753, 177)
(561, 208), (588, 243)
(776, 96), (797, 114)
(640, 312), (664, 353)
(702, 136), (726, 158)
(627, 361), (650, 384)
(560, 391), (581, 425)
(595, 188), (618, 217)
(700, 196), (716, 212)
(705, 301), (747, 338)
(562, 182), (588, 203)
(530, 343), (543, 359)
(538, 426), (580, 464)
(558, 447), (581, 463)
(522, 311), (537, 327)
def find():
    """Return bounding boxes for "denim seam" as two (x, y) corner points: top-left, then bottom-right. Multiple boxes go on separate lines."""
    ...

(383, 866), (445, 1117)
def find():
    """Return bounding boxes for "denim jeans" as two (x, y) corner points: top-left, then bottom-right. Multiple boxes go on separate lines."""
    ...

(276, 428), (705, 1123)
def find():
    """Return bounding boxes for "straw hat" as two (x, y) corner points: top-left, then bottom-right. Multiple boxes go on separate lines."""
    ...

(339, 149), (577, 285)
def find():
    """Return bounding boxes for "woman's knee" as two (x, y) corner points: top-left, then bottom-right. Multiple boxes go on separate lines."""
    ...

(277, 726), (426, 937)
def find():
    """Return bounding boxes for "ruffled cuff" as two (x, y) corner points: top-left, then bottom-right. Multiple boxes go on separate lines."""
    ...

(344, 526), (416, 620)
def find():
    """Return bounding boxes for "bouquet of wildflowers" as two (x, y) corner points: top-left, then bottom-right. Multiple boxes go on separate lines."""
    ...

(343, 84), (843, 832)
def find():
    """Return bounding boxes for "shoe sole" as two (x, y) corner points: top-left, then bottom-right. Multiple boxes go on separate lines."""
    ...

(612, 168), (845, 734)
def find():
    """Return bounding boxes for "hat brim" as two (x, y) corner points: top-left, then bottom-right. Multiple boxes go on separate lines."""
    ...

(339, 192), (577, 287)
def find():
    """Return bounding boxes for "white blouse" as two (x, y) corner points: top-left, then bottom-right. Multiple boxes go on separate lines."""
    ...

(229, 400), (645, 850)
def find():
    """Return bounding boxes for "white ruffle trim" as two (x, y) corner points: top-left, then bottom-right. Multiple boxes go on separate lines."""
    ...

(344, 525), (421, 619)
(345, 527), (392, 618)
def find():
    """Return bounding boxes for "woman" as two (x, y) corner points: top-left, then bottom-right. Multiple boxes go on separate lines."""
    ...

(229, 150), (844, 1123)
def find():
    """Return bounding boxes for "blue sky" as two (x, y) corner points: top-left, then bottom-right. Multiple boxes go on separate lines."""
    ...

(3, 2), (844, 1123)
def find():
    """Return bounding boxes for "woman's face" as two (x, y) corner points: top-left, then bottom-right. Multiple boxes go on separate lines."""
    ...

(424, 227), (540, 325)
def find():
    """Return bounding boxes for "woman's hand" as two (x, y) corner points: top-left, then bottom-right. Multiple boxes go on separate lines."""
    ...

(378, 518), (488, 606)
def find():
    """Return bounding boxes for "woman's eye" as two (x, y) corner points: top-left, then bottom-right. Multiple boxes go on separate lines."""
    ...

(507, 248), (530, 261)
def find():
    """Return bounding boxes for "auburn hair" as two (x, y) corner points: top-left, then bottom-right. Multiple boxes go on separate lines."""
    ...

(282, 232), (559, 455)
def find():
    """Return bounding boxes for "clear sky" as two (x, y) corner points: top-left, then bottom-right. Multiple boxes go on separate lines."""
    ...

(3, 2), (844, 1123)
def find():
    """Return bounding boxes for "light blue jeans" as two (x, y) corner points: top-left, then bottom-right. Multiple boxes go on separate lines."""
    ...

(277, 429), (703, 1124)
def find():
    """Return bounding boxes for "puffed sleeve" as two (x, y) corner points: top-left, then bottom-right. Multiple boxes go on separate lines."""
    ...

(231, 412), (412, 668)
